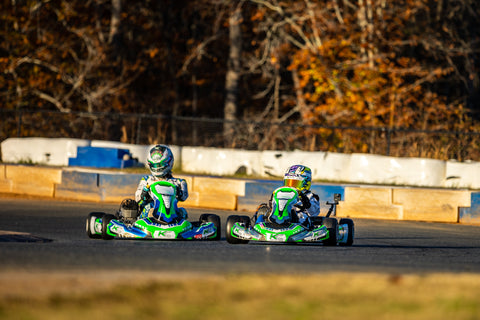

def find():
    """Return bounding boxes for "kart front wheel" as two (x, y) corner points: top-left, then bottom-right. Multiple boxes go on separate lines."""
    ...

(226, 215), (250, 244)
(102, 214), (116, 240)
(86, 212), (104, 239)
(322, 217), (338, 246)
(339, 218), (354, 246)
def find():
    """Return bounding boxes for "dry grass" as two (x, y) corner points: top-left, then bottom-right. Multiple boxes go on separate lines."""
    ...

(0, 271), (479, 320)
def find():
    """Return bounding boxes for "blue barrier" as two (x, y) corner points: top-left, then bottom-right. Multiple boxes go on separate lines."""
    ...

(99, 173), (143, 200)
(310, 184), (346, 214)
(55, 171), (100, 200)
(459, 192), (480, 224)
(68, 146), (137, 168)
(237, 180), (280, 211)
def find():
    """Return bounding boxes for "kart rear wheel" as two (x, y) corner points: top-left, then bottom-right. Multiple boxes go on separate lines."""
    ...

(339, 218), (354, 246)
(310, 216), (323, 227)
(200, 214), (221, 240)
(86, 212), (104, 239)
(322, 217), (338, 246)
(226, 215), (250, 244)
(102, 214), (116, 240)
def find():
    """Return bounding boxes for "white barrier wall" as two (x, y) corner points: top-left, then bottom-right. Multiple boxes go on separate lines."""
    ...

(260, 150), (351, 181)
(181, 147), (262, 176)
(348, 154), (447, 187)
(445, 160), (480, 189)
(1, 138), (479, 189)
(1, 138), (90, 166)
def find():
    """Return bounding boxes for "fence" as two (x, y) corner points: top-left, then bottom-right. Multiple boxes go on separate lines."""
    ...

(1, 108), (479, 161)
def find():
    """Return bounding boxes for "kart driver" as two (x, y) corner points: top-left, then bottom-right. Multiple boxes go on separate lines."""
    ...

(282, 164), (320, 224)
(135, 144), (188, 219)
(259, 164), (320, 225)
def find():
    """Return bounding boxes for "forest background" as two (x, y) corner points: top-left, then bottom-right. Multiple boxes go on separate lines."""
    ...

(1, 0), (479, 161)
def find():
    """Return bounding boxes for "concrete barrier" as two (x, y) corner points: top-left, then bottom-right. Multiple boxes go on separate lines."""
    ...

(337, 187), (404, 220)
(459, 192), (480, 224)
(237, 180), (281, 212)
(393, 188), (471, 223)
(2, 137), (479, 189)
(261, 150), (351, 182)
(348, 154), (446, 187)
(336, 186), (472, 223)
(1, 137), (90, 166)
(445, 160), (480, 189)
(181, 147), (261, 176)
(0, 164), (11, 193)
(55, 170), (102, 202)
(98, 173), (142, 202)
(185, 176), (246, 210)
(5, 165), (62, 197)
(0, 164), (477, 225)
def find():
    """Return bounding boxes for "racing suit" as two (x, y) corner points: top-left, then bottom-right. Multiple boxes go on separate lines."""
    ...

(266, 189), (320, 225)
(135, 173), (189, 219)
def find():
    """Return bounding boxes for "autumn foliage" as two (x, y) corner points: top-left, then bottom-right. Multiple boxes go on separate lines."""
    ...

(0, 0), (479, 160)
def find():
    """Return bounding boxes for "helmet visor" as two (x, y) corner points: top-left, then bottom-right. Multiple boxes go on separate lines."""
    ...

(284, 177), (304, 190)
(149, 161), (168, 174)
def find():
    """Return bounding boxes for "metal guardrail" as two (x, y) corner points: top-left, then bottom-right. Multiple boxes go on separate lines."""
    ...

(2, 108), (479, 161)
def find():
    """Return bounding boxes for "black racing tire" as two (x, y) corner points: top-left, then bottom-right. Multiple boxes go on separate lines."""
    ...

(102, 214), (116, 240)
(86, 212), (104, 239)
(322, 217), (338, 246)
(339, 218), (355, 246)
(256, 203), (270, 220)
(226, 215), (250, 244)
(199, 213), (210, 223)
(200, 214), (221, 240)
(310, 216), (323, 227)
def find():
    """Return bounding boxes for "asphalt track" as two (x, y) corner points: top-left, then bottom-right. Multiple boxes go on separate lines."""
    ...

(1, 197), (480, 274)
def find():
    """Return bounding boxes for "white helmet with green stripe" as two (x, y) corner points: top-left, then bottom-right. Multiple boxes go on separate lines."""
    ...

(146, 144), (174, 178)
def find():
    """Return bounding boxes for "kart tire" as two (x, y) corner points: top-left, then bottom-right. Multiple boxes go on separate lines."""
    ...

(86, 212), (104, 239)
(322, 217), (338, 246)
(102, 214), (116, 240)
(339, 218), (354, 246)
(310, 216), (323, 227)
(200, 214), (221, 241)
(199, 213), (211, 223)
(226, 215), (250, 244)
(256, 203), (270, 220)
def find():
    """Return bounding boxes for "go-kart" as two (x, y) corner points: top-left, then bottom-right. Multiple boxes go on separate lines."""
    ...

(226, 187), (354, 245)
(86, 180), (221, 240)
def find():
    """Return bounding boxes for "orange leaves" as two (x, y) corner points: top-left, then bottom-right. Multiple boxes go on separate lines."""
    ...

(250, 8), (266, 22)
(147, 48), (159, 58)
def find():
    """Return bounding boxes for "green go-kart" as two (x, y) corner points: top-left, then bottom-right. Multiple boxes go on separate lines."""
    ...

(86, 180), (221, 240)
(226, 187), (354, 245)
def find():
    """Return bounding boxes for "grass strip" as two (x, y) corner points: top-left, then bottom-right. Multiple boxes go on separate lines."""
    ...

(0, 272), (479, 320)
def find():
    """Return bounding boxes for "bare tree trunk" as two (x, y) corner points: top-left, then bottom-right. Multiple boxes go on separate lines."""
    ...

(358, 0), (376, 152)
(224, 4), (242, 147)
(109, 0), (121, 46)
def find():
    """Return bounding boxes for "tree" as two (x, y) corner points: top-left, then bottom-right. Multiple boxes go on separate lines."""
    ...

(224, 2), (243, 146)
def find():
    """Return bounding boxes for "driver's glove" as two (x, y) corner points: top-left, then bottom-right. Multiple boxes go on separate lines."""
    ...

(140, 186), (151, 201)
(299, 192), (311, 210)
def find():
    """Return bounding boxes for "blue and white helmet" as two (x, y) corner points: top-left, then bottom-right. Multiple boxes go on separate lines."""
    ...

(283, 165), (312, 192)
(146, 145), (174, 178)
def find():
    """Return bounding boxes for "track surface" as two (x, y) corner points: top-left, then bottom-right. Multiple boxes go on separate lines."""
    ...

(1, 197), (480, 274)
